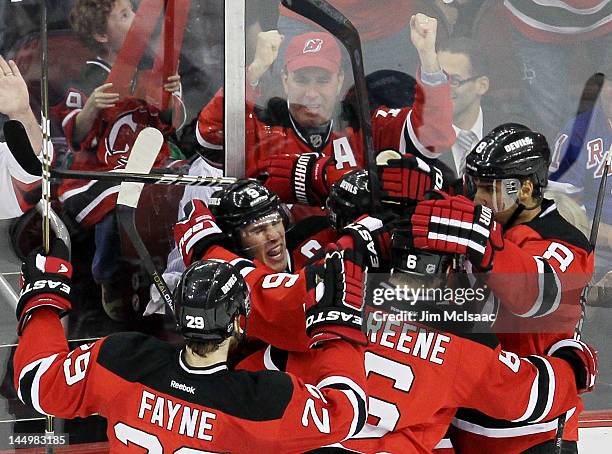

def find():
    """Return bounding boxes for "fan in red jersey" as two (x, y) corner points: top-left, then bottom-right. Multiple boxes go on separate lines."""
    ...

(14, 240), (369, 453)
(196, 14), (455, 220)
(50, 0), (185, 322)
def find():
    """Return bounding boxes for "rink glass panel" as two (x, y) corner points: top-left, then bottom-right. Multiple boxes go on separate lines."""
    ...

(0, 0), (609, 450)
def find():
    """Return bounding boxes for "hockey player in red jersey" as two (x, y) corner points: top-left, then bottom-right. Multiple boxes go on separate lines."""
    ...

(172, 179), (392, 352)
(403, 124), (594, 452)
(14, 240), (369, 453)
(196, 14), (455, 214)
(237, 246), (598, 454)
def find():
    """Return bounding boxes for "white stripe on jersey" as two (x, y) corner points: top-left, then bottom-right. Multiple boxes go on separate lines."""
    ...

(452, 407), (576, 438)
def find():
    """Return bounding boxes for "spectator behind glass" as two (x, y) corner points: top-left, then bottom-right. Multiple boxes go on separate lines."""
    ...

(505, 0), (612, 145)
(265, 0), (425, 97)
(436, 37), (530, 178)
(0, 56), (48, 220)
(195, 17), (454, 207)
(51, 0), (183, 323)
(549, 65), (611, 281)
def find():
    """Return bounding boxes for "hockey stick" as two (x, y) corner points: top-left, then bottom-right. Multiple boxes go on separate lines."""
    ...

(280, 0), (381, 212)
(576, 146), (611, 339)
(115, 128), (176, 314)
(554, 147), (610, 454)
(4, 120), (249, 187)
(552, 71), (607, 454)
(39, 0), (55, 448)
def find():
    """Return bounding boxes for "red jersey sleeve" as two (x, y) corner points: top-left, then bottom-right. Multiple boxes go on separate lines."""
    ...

(276, 341), (367, 452)
(484, 224), (593, 321)
(203, 245), (311, 352)
(52, 87), (87, 151)
(372, 70), (455, 159)
(455, 343), (580, 424)
(451, 341), (583, 453)
(196, 87), (226, 151)
(196, 84), (261, 157)
(14, 309), (106, 419)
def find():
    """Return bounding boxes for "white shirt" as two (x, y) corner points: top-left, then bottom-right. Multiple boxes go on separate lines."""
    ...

(145, 157), (224, 316)
(0, 141), (43, 219)
(451, 107), (484, 177)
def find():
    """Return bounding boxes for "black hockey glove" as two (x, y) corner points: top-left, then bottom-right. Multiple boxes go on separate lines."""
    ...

(17, 239), (74, 335)
(304, 246), (367, 348)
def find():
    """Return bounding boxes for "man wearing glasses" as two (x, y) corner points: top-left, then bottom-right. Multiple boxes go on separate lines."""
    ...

(437, 37), (527, 178)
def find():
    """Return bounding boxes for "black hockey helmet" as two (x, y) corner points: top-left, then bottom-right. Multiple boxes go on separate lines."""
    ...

(326, 169), (372, 230)
(209, 180), (289, 246)
(487, 122), (532, 140)
(174, 260), (250, 343)
(391, 248), (453, 277)
(465, 126), (550, 198)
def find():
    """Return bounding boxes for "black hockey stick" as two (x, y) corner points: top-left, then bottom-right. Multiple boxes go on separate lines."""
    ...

(554, 149), (610, 454)
(575, 147), (611, 339)
(553, 77), (608, 454)
(4, 120), (253, 187)
(281, 0), (381, 212)
(115, 128), (176, 314)
(38, 0), (56, 447)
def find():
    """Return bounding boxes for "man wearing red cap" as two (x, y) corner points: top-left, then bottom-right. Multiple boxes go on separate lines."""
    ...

(195, 14), (454, 217)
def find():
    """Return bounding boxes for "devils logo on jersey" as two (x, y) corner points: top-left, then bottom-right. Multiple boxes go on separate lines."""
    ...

(104, 109), (140, 168)
(96, 98), (171, 170)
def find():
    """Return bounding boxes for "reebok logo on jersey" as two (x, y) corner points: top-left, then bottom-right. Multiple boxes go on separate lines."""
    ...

(58, 264), (69, 274)
(303, 38), (323, 53)
(170, 380), (196, 394)
(504, 137), (533, 152)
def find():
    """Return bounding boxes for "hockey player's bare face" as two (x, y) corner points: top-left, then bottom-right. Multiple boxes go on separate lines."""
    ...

(473, 179), (517, 224)
(239, 213), (288, 272)
(282, 67), (344, 128)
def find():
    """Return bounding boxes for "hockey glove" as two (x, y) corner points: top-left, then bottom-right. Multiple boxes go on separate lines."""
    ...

(174, 199), (226, 266)
(257, 153), (351, 206)
(305, 246), (367, 348)
(377, 151), (448, 206)
(409, 191), (504, 271)
(548, 339), (598, 393)
(17, 239), (74, 335)
(337, 214), (395, 270)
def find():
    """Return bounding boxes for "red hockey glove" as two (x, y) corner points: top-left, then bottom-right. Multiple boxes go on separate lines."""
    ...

(304, 246), (367, 348)
(548, 339), (598, 393)
(409, 192), (504, 271)
(17, 239), (74, 335)
(174, 199), (226, 266)
(257, 153), (351, 205)
(337, 214), (395, 270)
(377, 152), (448, 206)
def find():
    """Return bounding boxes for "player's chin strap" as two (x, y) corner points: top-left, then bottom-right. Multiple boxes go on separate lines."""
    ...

(503, 197), (543, 230)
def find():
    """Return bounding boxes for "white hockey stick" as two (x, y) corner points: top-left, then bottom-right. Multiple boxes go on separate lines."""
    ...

(115, 128), (176, 315)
